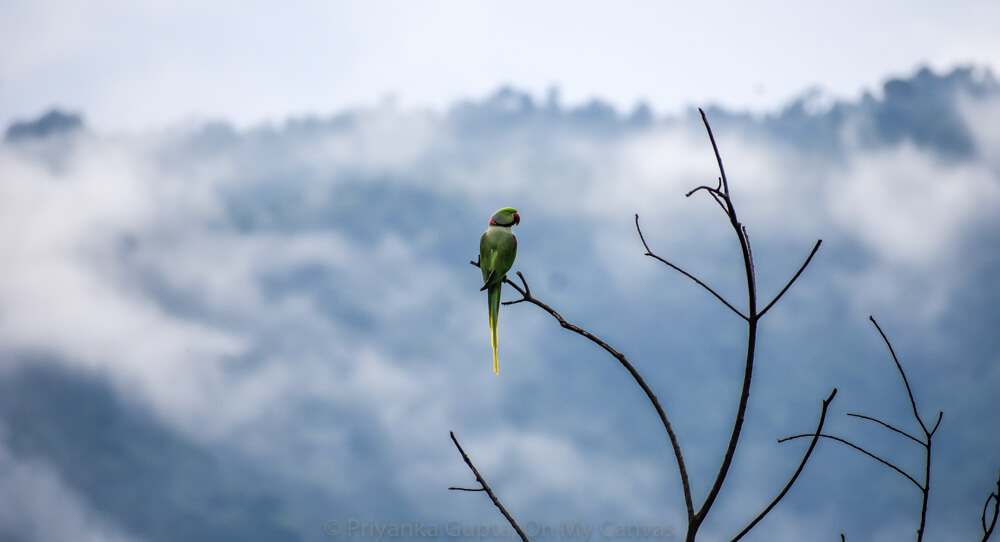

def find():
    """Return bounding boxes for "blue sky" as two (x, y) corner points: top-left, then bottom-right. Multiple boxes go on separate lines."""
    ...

(1, 3), (1000, 542)
(2, 1), (1000, 130)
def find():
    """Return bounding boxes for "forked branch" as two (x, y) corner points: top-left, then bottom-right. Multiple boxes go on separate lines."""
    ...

(781, 316), (943, 541)
(684, 108), (821, 540)
(870, 316), (940, 541)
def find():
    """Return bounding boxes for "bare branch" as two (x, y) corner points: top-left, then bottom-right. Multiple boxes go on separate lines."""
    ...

(779, 433), (922, 490)
(502, 271), (695, 519)
(449, 431), (530, 542)
(690, 109), (761, 538)
(635, 214), (747, 320)
(732, 388), (838, 541)
(757, 240), (823, 318)
(869, 316), (928, 434)
(868, 315), (939, 541)
(846, 413), (923, 446)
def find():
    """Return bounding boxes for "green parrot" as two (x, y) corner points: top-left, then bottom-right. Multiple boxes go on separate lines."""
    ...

(479, 207), (520, 374)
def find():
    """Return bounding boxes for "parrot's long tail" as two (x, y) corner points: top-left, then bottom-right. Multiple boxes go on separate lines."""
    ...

(488, 283), (502, 374)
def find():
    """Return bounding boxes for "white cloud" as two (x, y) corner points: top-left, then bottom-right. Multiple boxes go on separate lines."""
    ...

(827, 144), (1000, 266)
(0, 139), (245, 428)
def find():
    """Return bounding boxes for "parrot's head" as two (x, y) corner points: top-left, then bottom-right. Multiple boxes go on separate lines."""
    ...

(489, 207), (520, 227)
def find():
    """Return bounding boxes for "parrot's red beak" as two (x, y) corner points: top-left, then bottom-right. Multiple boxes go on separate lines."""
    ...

(513, 212), (520, 225)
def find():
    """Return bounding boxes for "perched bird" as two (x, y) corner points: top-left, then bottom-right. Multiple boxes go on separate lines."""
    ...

(479, 207), (520, 374)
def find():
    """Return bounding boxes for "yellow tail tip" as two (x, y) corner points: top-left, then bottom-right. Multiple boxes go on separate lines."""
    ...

(490, 319), (499, 375)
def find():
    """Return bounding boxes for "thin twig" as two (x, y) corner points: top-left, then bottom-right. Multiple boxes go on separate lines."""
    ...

(732, 388), (838, 541)
(869, 316), (937, 541)
(449, 431), (530, 542)
(501, 271), (695, 519)
(779, 433), (922, 489)
(757, 240), (823, 318)
(846, 413), (923, 445)
(635, 214), (747, 320)
(869, 316), (928, 435)
(635, 109), (822, 541)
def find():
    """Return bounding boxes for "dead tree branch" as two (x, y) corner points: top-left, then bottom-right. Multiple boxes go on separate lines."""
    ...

(870, 316), (941, 542)
(681, 108), (821, 542)
(448, 431), (529, 542)
(781, 316), (944, 541)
